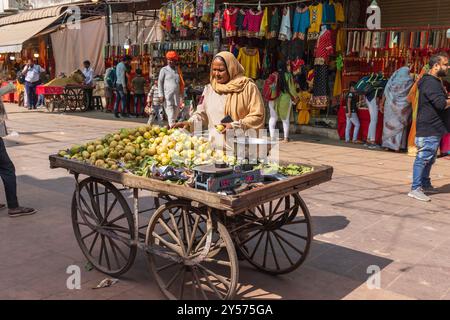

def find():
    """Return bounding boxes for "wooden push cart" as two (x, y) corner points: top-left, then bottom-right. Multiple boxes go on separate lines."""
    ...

(49, 155), (333, 300)
(36, 84), (89, 112)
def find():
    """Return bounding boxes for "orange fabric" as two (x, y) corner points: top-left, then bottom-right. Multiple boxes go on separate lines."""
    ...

(166, 51), (179, 61)
(178, 66), (185, 95)
(406, 66), (429, 156)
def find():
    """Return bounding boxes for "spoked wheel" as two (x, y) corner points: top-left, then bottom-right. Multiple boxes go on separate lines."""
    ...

(65, 88), (80, 112)
(145, 200), (238, 300)
(232, 193), (312, 275)
(71, 177), (137, 276)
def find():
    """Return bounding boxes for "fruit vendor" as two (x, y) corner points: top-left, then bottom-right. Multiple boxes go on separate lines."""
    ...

(158, 51), (185, 127)
(172, 51), (265, 141)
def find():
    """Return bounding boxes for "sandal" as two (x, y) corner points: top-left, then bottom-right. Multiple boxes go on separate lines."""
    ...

(8, 206), (37, 218)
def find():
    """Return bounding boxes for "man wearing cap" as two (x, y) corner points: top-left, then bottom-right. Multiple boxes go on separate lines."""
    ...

(158, 51), (184, 127)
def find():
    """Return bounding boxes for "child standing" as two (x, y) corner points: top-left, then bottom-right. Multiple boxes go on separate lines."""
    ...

(146, 77), (164, 125)
(131, 69), (146, 117)
(345, 82), (361, 143)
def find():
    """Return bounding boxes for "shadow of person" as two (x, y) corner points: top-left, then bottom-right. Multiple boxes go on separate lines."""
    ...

(434, 183), (450, 194)
(312, 215), (351, 236)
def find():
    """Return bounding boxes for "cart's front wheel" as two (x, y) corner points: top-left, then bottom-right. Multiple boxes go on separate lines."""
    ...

(71, 177), (137, 277)
(145, 200), (238, 300)
(232, 193), (312, 275)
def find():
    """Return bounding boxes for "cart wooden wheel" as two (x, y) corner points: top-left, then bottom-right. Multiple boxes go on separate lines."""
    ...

(145, 200), (238, 300)
(71, 177), (137, 277)
(232, 193), (312, 275)
(65, 88), (80, 112)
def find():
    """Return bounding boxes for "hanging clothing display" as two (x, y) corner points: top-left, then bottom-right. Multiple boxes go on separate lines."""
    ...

(259, 7), (269, 38)
(223, 7), (239, 37)
(308, 3), (323, 40)
(267, 7), (280, 39)
(236, 9), (247, 37)
(278, 6), (292, 41)
(196, 0), (204, 16)
(237, 47), (261, 79)
(292, 5), (310, 40)
(322, 0), (336, 27)
(243, 9), (264, 38)
(333, 0), (345, 23)
(312, 30), (333, 109)
(202, 0), (215, 14)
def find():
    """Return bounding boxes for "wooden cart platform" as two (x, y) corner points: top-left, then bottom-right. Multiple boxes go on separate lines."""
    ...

(49, 154), (333, 300)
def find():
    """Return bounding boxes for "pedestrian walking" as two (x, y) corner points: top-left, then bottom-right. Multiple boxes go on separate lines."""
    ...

(158, 51), (185, 127)
(345, 82), (362, 143)
(146, 77), (164, 125)
(132, 69), (146, 117)
(113, 56), (132, 118)
(408, 52), (450, 202)
(0, 82), (36, 217)
(22, 59), (45, 110)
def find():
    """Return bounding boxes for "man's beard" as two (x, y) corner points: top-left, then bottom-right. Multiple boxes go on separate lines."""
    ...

(437, 68), (448, 77)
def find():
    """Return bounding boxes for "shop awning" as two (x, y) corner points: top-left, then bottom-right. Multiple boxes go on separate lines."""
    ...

(0, 15), (62, 53)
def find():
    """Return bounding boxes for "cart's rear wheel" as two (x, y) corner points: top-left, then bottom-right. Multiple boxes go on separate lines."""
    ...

(232, 193), (312, 275)
(145, 200), (238, 300)
(71, 177), (136, 277)
(65, 88), (79, 112)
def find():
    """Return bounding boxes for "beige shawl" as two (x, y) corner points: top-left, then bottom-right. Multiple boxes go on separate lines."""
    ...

(210, 51), (265, 130)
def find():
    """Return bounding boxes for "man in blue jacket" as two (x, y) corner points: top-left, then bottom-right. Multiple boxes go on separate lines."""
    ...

(408, 53), (450, 202)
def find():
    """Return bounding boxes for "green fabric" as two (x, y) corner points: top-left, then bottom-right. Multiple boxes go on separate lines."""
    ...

(275, 73), (296, 120)
(336, 54), (343, 71)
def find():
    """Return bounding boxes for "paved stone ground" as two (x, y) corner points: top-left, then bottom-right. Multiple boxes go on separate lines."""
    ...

(0, 104), (449, 300)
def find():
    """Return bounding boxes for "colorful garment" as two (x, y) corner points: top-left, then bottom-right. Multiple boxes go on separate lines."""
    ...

(406, 66), (429, 156)
(236, 9), (247, 37)
(296, 91), (312, 125)
(278, 6), (292, 41)
(275, 72), (297, 120)
(336, 28), (346, 52)
(308, 3), (323, 40)
(312, 30), (333, 109)
(314, 30), (333, 61)
(292, 6), (310, 40)
(382, 67), (414, 151)
(237, 47), (260, 79)
(322, 0), (336, 26)
(196, 0), (203, 16)
(267, 7), (280, 39)
(223, 7), (239, 37)
(243, 9), (264, 38)
(333, 0), (345, 23)
(202, 0), (215, 14)
(259, 7), (269, 38)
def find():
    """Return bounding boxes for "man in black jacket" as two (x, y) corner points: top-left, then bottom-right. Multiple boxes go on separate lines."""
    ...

(408, 53), (450, 202)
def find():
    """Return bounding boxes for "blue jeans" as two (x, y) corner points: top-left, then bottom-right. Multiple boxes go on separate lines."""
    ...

(411, 136), (441, 190)
(25, 81), (40, 109)
(345, 113), (360, 142)
(366, 97), (378, 142)
(113, 85), (128, 115)
(134, 94), (145, 115)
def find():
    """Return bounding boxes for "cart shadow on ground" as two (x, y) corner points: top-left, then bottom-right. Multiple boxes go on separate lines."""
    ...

(9, 174), (393, 300)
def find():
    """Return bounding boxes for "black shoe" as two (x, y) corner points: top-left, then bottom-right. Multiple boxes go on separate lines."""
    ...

(114, 113), (120, 118)
(121, 114), (130, 118)
(8, 207), (37, 218)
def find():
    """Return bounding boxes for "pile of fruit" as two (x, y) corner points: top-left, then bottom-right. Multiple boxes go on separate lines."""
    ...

(57, 125), (235, 174)
(256, 163), (313, 176)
